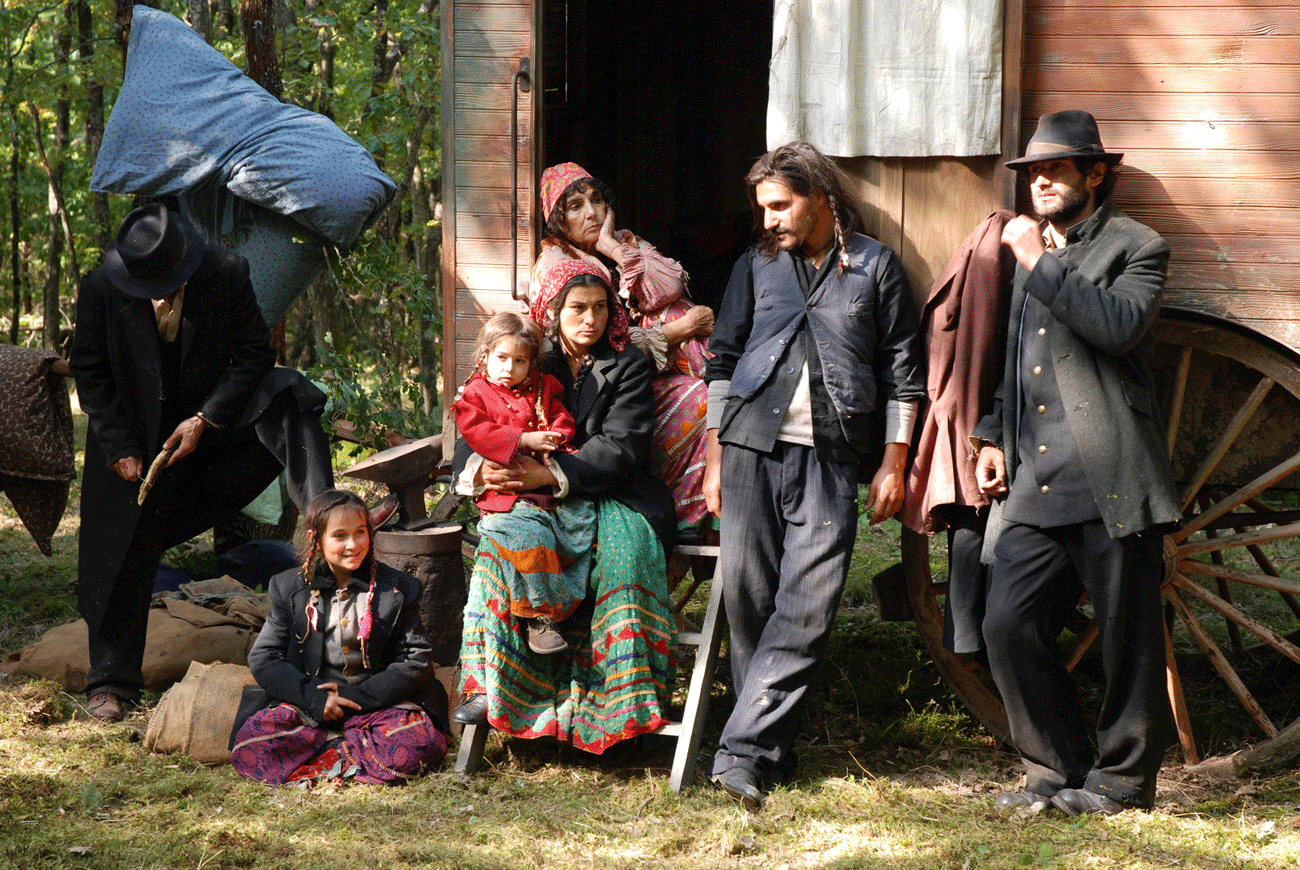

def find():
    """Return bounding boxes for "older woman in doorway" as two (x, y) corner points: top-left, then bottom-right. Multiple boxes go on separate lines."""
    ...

(451, 259), (678, 753)
(529, 162), (713, 532)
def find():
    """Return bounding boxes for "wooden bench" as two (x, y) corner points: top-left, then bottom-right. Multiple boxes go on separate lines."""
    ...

(454, 542), (726, 792)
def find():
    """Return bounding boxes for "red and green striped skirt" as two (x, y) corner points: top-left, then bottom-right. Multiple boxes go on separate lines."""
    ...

(459, 497), (676, 753)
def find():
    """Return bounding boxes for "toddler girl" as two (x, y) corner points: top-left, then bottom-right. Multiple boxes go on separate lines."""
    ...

(453, 311), (577, 513)
(452, 311), (596, 656)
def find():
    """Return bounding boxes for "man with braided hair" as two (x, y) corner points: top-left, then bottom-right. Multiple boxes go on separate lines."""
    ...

(702, 141), (924, 807)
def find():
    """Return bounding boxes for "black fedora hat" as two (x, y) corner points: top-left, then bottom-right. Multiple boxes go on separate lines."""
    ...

(103, 203), (206, 299)
(1005, 110), (1123, 169)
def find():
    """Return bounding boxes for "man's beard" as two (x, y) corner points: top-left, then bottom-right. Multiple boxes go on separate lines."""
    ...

(1033, 182), (1090, 224)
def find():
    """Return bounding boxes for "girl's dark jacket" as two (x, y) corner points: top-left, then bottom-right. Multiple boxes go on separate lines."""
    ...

(229, 562), (449, 745)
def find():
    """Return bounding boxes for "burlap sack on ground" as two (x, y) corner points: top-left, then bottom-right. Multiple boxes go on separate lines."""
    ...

(1, 578), (266, 692)
(144, 661), (256, 764)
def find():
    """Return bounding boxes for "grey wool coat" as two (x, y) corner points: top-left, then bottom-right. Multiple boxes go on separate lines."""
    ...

(971, 198), (1181, 539)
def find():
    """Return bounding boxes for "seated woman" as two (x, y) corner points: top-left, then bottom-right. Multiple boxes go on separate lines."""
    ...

(529, 162), (712, 530)
(452, 259), (678, 754)
(230, 489), (448, 785)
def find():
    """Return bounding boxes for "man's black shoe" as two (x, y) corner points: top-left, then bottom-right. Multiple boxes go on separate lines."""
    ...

(710, 767), (765, 810)
(1051, 788), (1131, 816)
(994, 791), (1055, 815)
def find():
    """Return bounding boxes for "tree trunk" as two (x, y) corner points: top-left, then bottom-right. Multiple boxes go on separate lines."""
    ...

(77, 0), (112, 253)
(186, 0), (213, 43)
(213, 0), (235, 41)
(412, 165), (439, 416)
(241, 0), (282, 98)
(307, 274), (333, 367)
(240, 0), (285, 361)
(369, 0), (391, 107)
(38, 10), (73, 354)
(304, 0), (334, 119)
(115, 0), (133, 64)
(8, 107), (22, 345)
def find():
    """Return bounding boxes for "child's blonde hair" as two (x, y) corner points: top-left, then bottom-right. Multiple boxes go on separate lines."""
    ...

(473, 311), (542, 373)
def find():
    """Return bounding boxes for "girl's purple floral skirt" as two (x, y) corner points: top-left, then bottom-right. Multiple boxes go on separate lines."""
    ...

(231, 703), (446, 785)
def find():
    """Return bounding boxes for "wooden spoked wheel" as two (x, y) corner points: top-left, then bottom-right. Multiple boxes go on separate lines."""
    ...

(903, 312), (1300, 764)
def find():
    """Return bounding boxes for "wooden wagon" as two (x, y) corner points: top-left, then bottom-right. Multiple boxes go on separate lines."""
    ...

(440, 0), (1300, 773)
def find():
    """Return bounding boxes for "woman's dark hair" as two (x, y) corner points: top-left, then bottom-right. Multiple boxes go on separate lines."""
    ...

(544, 176), (618, 246)
(298, 488), (375, 583)
(544, 273), (617, 353)
(745, 141), (863, 270)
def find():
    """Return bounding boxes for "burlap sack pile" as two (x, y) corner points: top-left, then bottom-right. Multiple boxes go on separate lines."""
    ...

(1, 576), (268, 692)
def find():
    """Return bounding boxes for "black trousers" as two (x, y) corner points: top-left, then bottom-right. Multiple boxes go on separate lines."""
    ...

(982, 519), (1174, 806)
(938, 505), (990, 656)
(84, 387), (332, 702)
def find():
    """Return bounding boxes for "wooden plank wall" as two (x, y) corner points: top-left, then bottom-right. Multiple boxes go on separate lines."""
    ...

(442, 0), (535, 420)
(830, 0), (1023, 305)
(1021, 0), (1300, 351)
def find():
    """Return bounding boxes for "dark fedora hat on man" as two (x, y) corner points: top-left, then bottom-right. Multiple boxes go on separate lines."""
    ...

(103, 203), (207, 299)
(1005, 110), (1123, 169)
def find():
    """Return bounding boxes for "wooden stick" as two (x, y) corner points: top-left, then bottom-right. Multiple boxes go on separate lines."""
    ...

(138, 445), (176, 505)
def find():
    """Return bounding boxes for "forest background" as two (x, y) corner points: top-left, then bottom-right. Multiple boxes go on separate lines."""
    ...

(2, 0), (441, 444)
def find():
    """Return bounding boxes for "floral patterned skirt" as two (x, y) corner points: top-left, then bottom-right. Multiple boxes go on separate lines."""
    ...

(230, 704), (446, 785)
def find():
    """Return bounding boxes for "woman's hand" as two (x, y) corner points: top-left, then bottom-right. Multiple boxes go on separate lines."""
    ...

(660, 305), (716, 348)
(595, 208), (624, 266)
(481, 455), (559, 492)
(317, 682), (362, 721)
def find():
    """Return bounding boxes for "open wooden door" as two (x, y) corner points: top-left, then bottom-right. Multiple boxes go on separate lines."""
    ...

(441, 0), (539, 446)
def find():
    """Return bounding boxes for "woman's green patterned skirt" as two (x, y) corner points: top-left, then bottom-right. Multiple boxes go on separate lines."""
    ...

(459, 497), (676, 753)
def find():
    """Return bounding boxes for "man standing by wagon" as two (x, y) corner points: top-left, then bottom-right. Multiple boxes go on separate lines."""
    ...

(973, 111), (1179, 815)
(702, 142), (924, 808)
(71, 203), (334, 722)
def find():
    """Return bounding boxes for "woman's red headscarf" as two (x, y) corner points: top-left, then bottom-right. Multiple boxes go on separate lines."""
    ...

(531, 259), (629, 353)
(540, 162), (594, 223)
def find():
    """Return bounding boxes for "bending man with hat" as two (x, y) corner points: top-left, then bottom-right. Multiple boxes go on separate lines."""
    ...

(972, 111), (1179, 815)
(70, 203), (334, 722)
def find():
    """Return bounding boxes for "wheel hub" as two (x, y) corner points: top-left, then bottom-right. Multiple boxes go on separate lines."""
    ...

(1161, 534), (1180, 590)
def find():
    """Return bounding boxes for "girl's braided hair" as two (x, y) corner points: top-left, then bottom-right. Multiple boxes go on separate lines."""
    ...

(745, 141), (864, 273)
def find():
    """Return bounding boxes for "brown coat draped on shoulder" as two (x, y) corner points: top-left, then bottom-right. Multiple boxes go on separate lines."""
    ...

(900, 211), (1016, 534)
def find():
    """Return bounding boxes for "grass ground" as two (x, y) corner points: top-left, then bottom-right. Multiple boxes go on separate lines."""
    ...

(4, 406), (1300, 868)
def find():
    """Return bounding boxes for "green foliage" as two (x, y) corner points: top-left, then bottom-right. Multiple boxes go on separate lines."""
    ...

(2, 0), (444, 428)
(305, 235), (441, 448)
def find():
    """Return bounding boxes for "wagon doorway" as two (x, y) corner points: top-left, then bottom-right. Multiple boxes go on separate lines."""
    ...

(538, 2), (772, 312)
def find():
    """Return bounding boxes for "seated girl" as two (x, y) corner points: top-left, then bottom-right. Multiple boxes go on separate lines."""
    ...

(230, 489), (448, 785)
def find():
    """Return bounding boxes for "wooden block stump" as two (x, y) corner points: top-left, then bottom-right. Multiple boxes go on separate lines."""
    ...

(373, 523), (466, 668)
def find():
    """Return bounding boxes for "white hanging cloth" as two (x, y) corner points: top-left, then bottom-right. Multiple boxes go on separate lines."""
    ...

(766, 0), (1004, 158)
